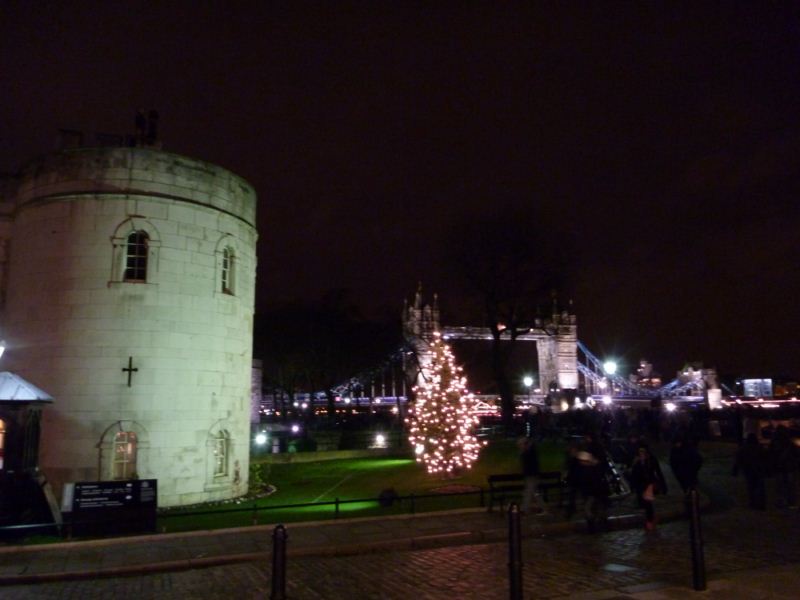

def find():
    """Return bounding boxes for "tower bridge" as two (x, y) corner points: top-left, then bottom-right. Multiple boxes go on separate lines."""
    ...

(402, 288), (578, 393)
(401, 288), (717, 404)
(310, 288), (717, 413)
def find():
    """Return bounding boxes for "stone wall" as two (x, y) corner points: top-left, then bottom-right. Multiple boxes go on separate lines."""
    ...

(1, 147), (258, 507)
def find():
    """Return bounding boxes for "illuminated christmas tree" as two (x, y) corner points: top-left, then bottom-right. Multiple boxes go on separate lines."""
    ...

(407, 332), (483, 475)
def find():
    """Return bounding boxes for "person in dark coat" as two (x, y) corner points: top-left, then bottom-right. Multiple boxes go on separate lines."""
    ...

(519, 437), (543, 514)
(630, 445), (667, 530)
(563, 441), (581, 519)
(577, 434), (609, 532)
(769, 426), (798, 509)
(733, 433), (767, 510)
(669, 436), (703, 493)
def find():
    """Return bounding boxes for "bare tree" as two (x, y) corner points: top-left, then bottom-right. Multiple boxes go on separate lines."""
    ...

(453, 210), (572, 428)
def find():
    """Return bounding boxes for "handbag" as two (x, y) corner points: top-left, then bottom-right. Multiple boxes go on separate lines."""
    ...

(642, 484), (655, 501)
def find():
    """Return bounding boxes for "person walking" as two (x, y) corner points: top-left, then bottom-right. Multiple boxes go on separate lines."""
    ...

(563, 441), (581, 519)
(733, 433), (767, 510)
(519, 437), (543, 515)
(577, 433), (609, 532)
(669, 435), (703, 493)
(769, 426), (798, 509)
(630, 445), (668, 531)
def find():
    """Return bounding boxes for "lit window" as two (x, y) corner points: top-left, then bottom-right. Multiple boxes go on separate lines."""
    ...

(113, 431), (137, 479)
(221, 247), (234, 294)
(124, 231), (149, 282)
(0, 419), (5, 471)
(213, 431), (229, 477)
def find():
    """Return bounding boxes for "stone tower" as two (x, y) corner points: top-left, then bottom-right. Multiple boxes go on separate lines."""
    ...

(0, 145), (258, 507)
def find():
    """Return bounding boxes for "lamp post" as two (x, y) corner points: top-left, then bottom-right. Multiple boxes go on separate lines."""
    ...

(603, 361), (617, 398)
(523, 375), (534, 406)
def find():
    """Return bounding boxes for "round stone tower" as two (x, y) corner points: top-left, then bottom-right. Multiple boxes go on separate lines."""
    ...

(0, 146), (257, 507)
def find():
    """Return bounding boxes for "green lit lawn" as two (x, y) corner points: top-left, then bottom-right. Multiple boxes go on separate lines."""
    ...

(159, 438), (565, 532)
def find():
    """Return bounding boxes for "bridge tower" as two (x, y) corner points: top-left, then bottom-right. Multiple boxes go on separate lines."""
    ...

(536, 298), (579, 393)
(401, 285), (440, 388)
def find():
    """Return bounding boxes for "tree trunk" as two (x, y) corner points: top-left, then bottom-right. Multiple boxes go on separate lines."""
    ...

(490, 335), (517, 431)
(325, 389), (336, 419)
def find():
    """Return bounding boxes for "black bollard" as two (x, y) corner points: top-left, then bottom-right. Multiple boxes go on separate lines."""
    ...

(688, 488), (706, 591)
(508, 503), (523, 600)
(271, 524), (288, 600)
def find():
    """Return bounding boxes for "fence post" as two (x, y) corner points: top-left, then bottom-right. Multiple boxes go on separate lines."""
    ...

(508, 503), (523, 600)
(688, 488), (706, 591)
(335, 497), (340, 519)
(271, 524), (287, 600)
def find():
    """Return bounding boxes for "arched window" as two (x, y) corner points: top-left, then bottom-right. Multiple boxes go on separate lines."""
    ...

(213, 431), (229, 477)
(124, 230), (149, 282)
(113, 431), (138, 479)
(221, 246), (234, 294)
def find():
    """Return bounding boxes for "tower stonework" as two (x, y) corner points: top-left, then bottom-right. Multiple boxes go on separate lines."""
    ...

(0, 146), (258, 507)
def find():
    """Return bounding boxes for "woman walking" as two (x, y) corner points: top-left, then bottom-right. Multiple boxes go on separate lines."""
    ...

(630, 445), (668, 531)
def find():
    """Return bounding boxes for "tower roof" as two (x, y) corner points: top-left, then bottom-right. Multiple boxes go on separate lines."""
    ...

(0, 372), (53, 402)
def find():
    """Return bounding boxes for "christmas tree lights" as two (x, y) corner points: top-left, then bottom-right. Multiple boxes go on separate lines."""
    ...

(407, 332), (483, 475)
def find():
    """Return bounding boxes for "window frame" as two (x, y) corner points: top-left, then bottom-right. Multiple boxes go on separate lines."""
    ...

(124, 230), (149, 282)
(0, 418), (5, 471)
(213, 431), (229, 478)
(112, 431), (138, 480)
(221, 246), (234, 295)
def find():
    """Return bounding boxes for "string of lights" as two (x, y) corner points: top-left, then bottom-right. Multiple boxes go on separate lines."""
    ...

(406, 332), (484, 475)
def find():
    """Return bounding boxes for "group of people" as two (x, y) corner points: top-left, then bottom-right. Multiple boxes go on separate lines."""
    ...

(520, 431), (703, 532)
(519, 413), (800, 532)
(733, 426), (799, 510)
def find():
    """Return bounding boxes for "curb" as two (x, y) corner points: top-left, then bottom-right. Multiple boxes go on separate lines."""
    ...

(0, 497), (708, 586)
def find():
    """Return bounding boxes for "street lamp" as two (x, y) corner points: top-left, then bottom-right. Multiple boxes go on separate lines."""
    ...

(603, 361), (617, 398)
(523, 375), (534, 406)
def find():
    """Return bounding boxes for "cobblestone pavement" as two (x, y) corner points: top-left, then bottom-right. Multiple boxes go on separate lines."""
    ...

(5, 445), (800, 599)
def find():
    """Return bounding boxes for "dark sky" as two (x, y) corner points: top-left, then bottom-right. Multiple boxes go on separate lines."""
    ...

(1, 3), (798, 379)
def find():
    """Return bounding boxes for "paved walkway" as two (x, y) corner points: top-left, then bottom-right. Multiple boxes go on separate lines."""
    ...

(1, 440), (799, 598)
(0, 496), (675, 584)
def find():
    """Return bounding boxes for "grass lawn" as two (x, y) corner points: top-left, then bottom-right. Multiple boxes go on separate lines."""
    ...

(159, 438), (565, 533)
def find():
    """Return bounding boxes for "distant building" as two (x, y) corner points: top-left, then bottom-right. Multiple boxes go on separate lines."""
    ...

(0, 139), (258, 507)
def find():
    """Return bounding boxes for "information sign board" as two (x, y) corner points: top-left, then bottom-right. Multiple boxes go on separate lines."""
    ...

(68, 479), (157, 536)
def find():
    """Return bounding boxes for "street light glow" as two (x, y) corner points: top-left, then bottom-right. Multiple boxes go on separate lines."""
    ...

(255, 433), (267, 445)
(523, 376), (534, 387)
(603, 361), (617, 375)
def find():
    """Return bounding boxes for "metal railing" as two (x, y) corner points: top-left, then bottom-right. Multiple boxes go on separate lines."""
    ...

(0, 488), (488, 540)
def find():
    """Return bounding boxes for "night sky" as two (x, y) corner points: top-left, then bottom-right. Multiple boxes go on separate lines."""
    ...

(1, 3), (798, 379)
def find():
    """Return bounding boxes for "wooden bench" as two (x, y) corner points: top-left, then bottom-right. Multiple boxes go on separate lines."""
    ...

(487, 474), (524, 512)
(487, 471), (564, 511)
